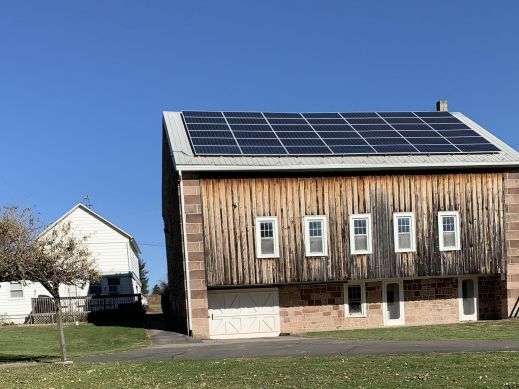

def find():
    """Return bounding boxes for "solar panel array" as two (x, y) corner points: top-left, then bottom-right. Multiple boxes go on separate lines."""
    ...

(181, 111), (500, 156)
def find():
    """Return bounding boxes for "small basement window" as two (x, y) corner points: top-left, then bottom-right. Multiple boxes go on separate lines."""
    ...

(438, 211), (461, 251)
(349, 214), (372, 254)
(10, 282), (23, 299)
(255, 217), (279, 258)
(345, 283), (366, 317)
(304, 216), (328, 256)
(393, 212), (416, 253)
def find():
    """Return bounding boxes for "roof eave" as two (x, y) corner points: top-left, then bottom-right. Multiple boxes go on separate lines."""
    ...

(176, 160), (519, 173)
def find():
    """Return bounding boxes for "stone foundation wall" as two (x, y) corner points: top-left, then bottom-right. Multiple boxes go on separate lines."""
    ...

(478, 275), (506, 320)
(278, 276), (504, 334)
(403, 278), (459, 324)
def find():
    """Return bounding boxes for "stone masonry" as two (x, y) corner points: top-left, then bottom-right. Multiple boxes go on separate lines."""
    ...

(278, 276), (505, 334)
(505, 172), (519, 318)
(182, 177), (210, 338)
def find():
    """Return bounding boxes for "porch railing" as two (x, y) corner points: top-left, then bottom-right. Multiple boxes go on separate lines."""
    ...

(30, 294), (142, 324)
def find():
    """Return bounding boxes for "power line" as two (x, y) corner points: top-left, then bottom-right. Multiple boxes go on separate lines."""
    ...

(139, 242), (166, 247)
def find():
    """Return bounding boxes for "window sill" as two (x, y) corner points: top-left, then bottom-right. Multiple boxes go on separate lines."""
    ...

(395, 249), (416, 253)
(351, 251), (372, 255)
(305, 254), (328, 258)
(256, 255), (280, 259)
(345, 314), (367, 318)
(440, 247), (461, 252)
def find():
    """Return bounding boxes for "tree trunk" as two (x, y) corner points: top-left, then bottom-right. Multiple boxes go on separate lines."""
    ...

(55, 297), (67, 362)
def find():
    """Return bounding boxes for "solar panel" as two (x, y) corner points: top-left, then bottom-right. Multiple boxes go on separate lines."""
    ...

(181, 111), (501, 156)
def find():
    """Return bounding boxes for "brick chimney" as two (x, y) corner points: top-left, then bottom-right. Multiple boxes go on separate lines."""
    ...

(436, 99), (448, 112)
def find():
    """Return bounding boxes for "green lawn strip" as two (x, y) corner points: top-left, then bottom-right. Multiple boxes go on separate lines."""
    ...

(0, 323), (149, 363)
(304, 320), (519, 341)
(0, 353), (518, 388)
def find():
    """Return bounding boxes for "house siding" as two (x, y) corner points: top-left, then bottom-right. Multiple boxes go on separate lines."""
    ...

(0, 205), (141, 324)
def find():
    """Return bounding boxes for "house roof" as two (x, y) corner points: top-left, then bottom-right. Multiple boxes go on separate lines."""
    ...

(41, 203), (141, 254)
(163, 111), (519, 172)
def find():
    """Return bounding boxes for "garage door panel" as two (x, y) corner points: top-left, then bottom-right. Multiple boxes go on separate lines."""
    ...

(208, 288), (280, 339)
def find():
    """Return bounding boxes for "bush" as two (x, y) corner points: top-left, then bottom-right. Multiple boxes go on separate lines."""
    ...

(161, 285), (172, 326)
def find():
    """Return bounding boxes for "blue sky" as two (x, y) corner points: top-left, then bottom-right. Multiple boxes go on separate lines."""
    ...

(1, 1), (518, 288)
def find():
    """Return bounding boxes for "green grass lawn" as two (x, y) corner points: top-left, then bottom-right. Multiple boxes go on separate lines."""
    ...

(0, 353), (517, 388)
(0, 323), (149, 363)
(304, 320), (519, 341)
(146, 303), (162, 313)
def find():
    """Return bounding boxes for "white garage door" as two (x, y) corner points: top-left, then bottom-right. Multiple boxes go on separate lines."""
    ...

(208, 288), (280, 339)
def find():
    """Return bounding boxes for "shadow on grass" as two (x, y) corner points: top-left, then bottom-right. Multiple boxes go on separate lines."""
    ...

(0, 355), (55, 363)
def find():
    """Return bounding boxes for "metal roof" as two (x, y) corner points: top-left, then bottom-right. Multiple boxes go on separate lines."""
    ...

(163, 111), (519, 172)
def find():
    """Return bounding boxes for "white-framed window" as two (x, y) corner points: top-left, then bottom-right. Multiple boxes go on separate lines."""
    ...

(438, 211), (461, 251)
(9, 282), (24, 299)
(344, 282), (366, 317)
(67, 285), (79, 297)
(255, 217), (279, 258)
(304, 216), (328, 256)
(349, 213), (372, 254)
(393, 212), (416, 253)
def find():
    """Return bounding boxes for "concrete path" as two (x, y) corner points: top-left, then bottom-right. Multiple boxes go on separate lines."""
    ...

(77, 336), (519, 362)
(144, 313), (200, 346)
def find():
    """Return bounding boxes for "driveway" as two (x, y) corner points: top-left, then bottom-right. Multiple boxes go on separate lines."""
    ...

(77, 336), (519, 362)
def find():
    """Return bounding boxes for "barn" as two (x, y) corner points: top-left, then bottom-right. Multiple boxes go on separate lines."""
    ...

(162, 102), (519, 339)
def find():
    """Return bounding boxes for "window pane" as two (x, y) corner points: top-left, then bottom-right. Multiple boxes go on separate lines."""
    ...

(398, 233), (411, 249)
(354, 235), (368, 251)
(309, 220), (322, 237)
(309, 237), (323, 254)
(397, 217), (410, 233)
(443, 231), (456, 247)
(353, 219), (367, 235)
(10, 282), (23, 298)
(386, 283), (401, 320)
(260, 221), (274, 238)
(261, 238), (275, 255)
(462, 279), (475, 315)
(348, 285), (362, 315)
(442, 216), (455, 232)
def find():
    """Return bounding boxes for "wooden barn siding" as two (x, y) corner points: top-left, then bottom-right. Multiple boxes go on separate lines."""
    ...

(200, 173), (505, 287)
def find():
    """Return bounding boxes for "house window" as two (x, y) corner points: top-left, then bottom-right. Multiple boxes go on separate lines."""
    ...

(304, 216), (328, 256)
(89, 282), (102, 295)
(393, 212), (415, 252)
(349, 214), (372, 254)
(108, 278), (121, 295)
(344, 283), (366, 317)
(67, 285), (79, 297)
(438, 211), (461, 251)
(255, 217), (279, 258)
(9, 282), (23, 299)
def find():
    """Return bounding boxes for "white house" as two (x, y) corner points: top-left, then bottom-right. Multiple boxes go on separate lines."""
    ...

(0, 203), (142, 324)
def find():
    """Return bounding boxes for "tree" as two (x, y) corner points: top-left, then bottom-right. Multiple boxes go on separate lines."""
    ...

(0, 207), (38, 282)
(0, 206), (99, 362)
(152, 281), (167, 295)
(138, 258), (149, 295)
